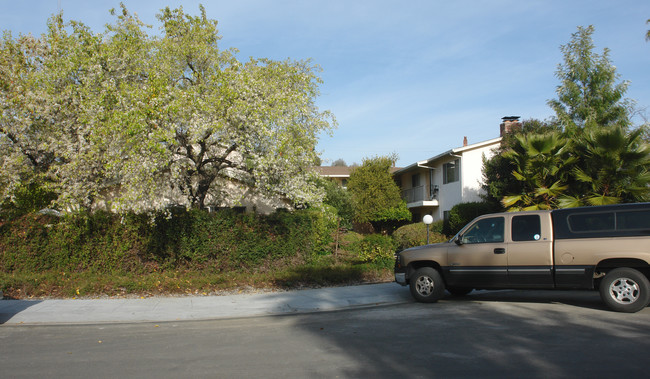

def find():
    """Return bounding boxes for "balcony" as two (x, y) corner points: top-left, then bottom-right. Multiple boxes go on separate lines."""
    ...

(402, 186), (439, 208)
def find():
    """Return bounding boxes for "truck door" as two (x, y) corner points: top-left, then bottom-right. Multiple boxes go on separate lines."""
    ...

(446, 216), (508, 288)
(507, 214), (554, 288)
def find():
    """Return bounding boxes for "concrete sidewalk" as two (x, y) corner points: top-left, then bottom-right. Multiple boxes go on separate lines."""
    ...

(0, 283), (412, 325)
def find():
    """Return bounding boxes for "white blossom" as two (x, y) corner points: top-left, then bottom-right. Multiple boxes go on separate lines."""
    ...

(0, 5), (335, 213)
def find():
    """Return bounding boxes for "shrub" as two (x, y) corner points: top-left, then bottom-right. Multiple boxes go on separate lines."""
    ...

(320, 179), (354, 229)
(443, 202), (500, 236)
(0, 211), (151, 273)
(0, 181), (58, 222)
(307, 205), (338, 255)
(393, 222), (448, 251)
(148, 208), (332, 269)
(353, 234), (396, 267)
(347, 155), (411, 233)
(0, 208), (335, 274)
(337, 231), (364, 257)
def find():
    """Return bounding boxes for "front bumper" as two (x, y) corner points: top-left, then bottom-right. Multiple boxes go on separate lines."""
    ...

(395, 272), (407, 285)
(394, 253), (407, 285)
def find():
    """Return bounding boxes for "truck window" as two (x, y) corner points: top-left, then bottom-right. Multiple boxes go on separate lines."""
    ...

(511, 215), (541, 241)
(616, 210), (650, 231)
(568, 212), (615, 233)
(461, 217), (504, 244)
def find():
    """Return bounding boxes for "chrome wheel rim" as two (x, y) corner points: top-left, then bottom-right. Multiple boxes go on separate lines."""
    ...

(609, 277), (640, 304)
(415, 276), (435, 296)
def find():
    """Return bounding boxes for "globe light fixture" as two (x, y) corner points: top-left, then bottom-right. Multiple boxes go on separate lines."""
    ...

(423, 214), (434, 244)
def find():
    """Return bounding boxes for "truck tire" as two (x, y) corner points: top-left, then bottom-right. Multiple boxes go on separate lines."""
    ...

(599, 268), (650, 313)
(409, 267), (446, 303)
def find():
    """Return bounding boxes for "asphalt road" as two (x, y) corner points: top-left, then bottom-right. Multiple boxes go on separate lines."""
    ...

(2, 290), (649, 378)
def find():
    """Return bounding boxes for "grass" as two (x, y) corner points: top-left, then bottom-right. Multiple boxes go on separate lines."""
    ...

(0, 258), (394, 300)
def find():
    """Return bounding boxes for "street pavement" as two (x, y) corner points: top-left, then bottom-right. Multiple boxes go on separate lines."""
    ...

(0, 283), (412, 325)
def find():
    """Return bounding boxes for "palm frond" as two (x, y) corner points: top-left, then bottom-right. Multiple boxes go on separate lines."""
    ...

(502, 194), (523, 208)
(585, 194), (621, 206)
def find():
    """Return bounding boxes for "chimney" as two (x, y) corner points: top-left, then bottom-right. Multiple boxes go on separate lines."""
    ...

(500, 116), (522, 136)
(463, 136), (468, 147)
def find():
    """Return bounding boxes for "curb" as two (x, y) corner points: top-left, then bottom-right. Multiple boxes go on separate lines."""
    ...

(1, 283), (412, 326)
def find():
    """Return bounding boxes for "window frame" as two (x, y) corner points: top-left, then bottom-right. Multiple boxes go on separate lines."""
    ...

(511, 214), (542, 242)
(411, 173), (421, 188)
(461, 216), (505, 244)
(443, 159), (460, 184)
(567, 212), (615, 233)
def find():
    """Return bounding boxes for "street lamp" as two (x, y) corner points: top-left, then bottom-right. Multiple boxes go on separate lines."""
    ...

(423, 214), (433, 244)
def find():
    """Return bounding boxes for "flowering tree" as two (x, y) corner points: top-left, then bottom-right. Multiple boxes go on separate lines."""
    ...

(1, 5), (334, 213)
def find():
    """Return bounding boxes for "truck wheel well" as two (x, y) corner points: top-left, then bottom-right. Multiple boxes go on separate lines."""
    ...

(595, 258), (650, 282)
(407, 261), (442, 283)
(410, 260), (442, 271)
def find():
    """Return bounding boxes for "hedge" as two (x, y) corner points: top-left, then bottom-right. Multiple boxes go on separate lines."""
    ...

(0, 208), (336, 274)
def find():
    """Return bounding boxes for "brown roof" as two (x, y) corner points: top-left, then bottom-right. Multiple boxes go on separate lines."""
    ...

(314, 166), (352, 177)
(314, 166), (402, 177)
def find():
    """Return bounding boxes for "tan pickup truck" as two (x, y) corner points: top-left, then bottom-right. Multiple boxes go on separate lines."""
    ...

(394, 203), (650, 312)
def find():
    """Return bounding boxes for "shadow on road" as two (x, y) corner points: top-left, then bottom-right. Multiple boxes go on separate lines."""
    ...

(448, 289), (608, 311)
(287, 289), (650, 378)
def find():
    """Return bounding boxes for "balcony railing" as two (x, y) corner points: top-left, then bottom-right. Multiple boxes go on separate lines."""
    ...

(402, 186), (425, 203)
(402, 185), (438, 204)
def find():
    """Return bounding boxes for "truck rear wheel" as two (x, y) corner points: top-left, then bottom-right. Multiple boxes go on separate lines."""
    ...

(599, 268), (650, 313)
(409, 267), (445, 303)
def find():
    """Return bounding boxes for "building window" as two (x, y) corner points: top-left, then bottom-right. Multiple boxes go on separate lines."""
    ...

(443, 159), (460, 184)
(411, 173), (421, 188)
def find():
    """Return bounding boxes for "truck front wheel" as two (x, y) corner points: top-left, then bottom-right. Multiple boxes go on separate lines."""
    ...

(599, 268), (650, 313)
(409, 267), (446, 303)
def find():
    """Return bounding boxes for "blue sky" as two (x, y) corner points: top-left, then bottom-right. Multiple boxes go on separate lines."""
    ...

(2, 0), (650, 167)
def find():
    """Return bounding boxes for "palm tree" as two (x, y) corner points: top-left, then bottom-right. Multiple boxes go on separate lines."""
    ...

(501, 132), (575, 211)
(559, 126), (650, 207)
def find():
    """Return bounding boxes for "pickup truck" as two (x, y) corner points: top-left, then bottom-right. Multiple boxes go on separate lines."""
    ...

(394, 203), (650, 312)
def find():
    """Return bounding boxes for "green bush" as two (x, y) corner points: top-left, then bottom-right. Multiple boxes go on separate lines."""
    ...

(0, 181), (58, 221)
(147, 208), (333, 269)
(443, 202), (501, 236)
(0, 208), (336, 274)
(320, 179), (354, 229)
(338, 231), (364, 255)
(393, 222), (448, 251)
(352, 234), (396, 267)
(308, 205), (338, 255)
(347, 155), (411, 234)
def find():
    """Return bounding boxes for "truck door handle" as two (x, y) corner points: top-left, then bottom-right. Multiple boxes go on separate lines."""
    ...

(494, 248), (506, 254)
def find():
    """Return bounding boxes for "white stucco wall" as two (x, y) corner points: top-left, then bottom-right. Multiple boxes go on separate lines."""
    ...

(432, 140), (500, 222)
(460, 143), (500, 203)
(437, 157), (463, 221)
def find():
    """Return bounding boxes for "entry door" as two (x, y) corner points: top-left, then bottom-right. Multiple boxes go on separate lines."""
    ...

(446, 216), (508, 288)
